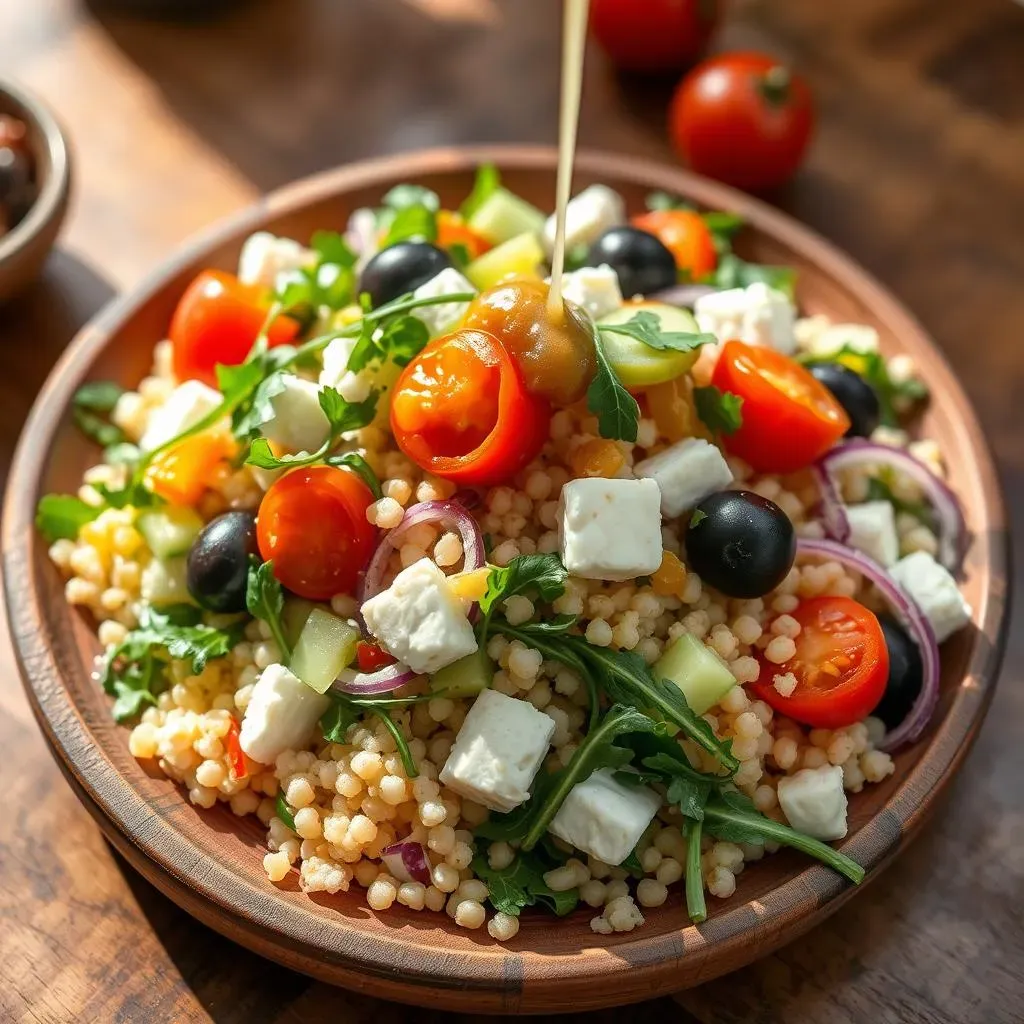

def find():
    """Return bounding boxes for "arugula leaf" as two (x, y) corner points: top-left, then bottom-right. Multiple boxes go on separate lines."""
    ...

(74, 380), (124, 411)
(460, 164), (501, 220)
(472, 850), (579, 917)
(514, 614), (578, 636)
(714, 252), (796, 300)
(320, 693), (419, 776)
(684, 818), (707, 923)
(246, 559), (291, 661)
(35, 494), (101, 542)
(326, 451), (382, 499)
(597, 310), (715, 353)
(646, 190), (693, 213)
(275, 791), (297, 831)
(383, 204), (438, 247)
(586, 323), (640, 443)
(73, 380), (128, 447)
(478, 554), (568, 637)
(383, 183), (441, 213)
(319, 699), (361, 743)
(641, 753), (713, 820)
(694, 385), (744, 436)
(369, 705), (418, 777)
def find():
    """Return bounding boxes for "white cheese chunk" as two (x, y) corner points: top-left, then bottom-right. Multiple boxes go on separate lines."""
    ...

(318, 335), (376, 404)
(777, 765), (849, 841)
(259, 373), (330, 455)
(556, 264), (623, 320)
(361, 559), (478, 675)
(237, 230), (314, 292)
(411, 267), (476, 336)
(558, 478), (663, 581)
(549, 768), (662, 866)
(139, 380), (223, 452)
(542, 184), (626, 258)
(694, 282), (796, 355)
(888, 551), (972, 643)
(846, 500), (899, 567)
(805, 321), (880, 358)
(439, 689), (555, 813)
(634, 438), (733, 518)
(240, 663), (330, 766)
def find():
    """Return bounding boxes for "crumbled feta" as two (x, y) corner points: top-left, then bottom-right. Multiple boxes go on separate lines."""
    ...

(556, 264), (623, 320)
(634, 438), (733, 518)
(239, 663), (331, 765)
(694, 282), (796, 354)
(549, 768), (662, 866)
(777, 765), (849, 841)
(439, 689), (555, 813)
(806, 322), (880, 358)
(542, 184), (626, 258)
(411, 267), (476, 336)
(888, 551), (972, 643)
(846, 500), (900, 567)
(318, 336), (375, 404)
(361, 559), (478, 675)
(237, 231), (314, 292)
(259, 373), (330, 454)
(139, 380), (223, 452)
(558, 478), (663, 581)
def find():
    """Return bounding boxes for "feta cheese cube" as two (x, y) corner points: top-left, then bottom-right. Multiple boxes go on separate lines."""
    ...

(634, 438), (733, 518)
(549, 768), (662, 866)
(238, 231), (314, 291)
(556, 264), (623, 320)
(361, 559), (478, 675)
(439, 689), (555, 813)
(260, 373), (330, 454)
(318, 336), (376, 404)
(776, 765), (848, 841)
(558, 478), (663, 581)
(239, 663), (330, 765)
(139, 380), (223, 452)
(694, 282), (796, 355)
(542, 184), (626, 258)
(846, 500), (899, 567)
(888, 551), (972, 643)
(411, 267), (476, 336)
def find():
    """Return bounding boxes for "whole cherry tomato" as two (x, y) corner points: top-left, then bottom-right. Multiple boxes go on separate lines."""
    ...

(670, 52), (815, 192)
(631, 209), (718, 280)
(590, 0), (720, 72)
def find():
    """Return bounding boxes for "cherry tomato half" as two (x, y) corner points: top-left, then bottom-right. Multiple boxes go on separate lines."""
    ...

(711, 340), (850, 474)
(437, 210), (492, 263)
(256, 466), (377, 601)
(631, 209), (717, 280)
(390, 328), (550, 487)
(751, 597), (889, 729)
(670, 52), (815, 193)
(170, 270), (299, 387)
(590, 0), (720, 73)
(356, 640), (397, 673)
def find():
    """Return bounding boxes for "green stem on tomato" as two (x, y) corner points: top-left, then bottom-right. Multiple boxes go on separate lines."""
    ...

(685, 818), (707, 925)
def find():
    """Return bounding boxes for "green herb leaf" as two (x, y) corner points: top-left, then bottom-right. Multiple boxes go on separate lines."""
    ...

(515, 614), (578, 635)
(275, 791), (297, 831)
(685, 818), (707, 923)
(586, 323), (640, 443)
(459, 164), (501, 221)
(95, 479), (162, 510)
(701, 211), (745, 243)
(690, 508), (707, 528)
(693, 385), (744, 436)
(478, 554), (568, 638)
(714, 252), (796, 300)
(73, 381), (128, 447)
(383, 183), (441, 213)
(74, 380), (124, 412)
(646, 190), (693, 213)
(379, 314), (430, 368)
(370, 705), (418, 777)
(311, 229), (358, 269)
(104, 443), (141, 467)
(565, 241), (591, 272)
(35, 494), (101, 542)
(472, 849), (579, 917)
(319, 699), (361, 743)
(446, 241), (472, 270)
(321, 693), (419, 776)
(865, 475), (933, 526)
(326, 451), (383, 499)
(597, 310), (715, 353)
(383, 204), (438, 247)
(641, 753), (713, 821)
(246, 558), (291, 662)
(73, 408), (126, 448)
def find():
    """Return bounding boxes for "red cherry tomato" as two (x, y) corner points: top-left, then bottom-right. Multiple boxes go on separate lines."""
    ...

(170, 270), (299, 387)
(670, 52), (815, 192)
(751, 597), (889, 729)
(390, 328), (550, 486)
(711, 340), (850, 474)
(437, 211), (492, 262)
(224, 717), (248, 781)
(356, 641), (397, 673)
(590, 0), (720, 72)
(631, 209), (718, 280)
(256, 466), (377, 601)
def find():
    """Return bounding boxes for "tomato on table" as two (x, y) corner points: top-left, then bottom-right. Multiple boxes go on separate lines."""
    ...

(711, 340), (850, 474)
(356, 640), (397, 673)
(390, 328), (550, 486)
(144, 431), (235, 506)
(751, 597), (889, 729)
(589, 0), (720, 72)
(170, 270), (299, 387)
(436, 211), (492, 263)
(256, 466), (377, 601)
(669, 52), (815, 192)
(631, 209), (718, 280)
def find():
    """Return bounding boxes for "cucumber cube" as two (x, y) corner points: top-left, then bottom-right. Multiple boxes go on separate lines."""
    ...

(654, 632), (736, 716)
(291, 608), (359, 695)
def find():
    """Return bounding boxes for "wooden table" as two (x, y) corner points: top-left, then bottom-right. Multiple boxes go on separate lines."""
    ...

(2, 1), (1022, 1021)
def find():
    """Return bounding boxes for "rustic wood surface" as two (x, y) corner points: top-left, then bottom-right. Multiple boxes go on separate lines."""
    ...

(0, 0), (1021, 1021)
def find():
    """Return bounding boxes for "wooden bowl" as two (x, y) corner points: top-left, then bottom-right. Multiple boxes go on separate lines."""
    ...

(0, 80), (71, 304)
(2, 147), (1009, 1014)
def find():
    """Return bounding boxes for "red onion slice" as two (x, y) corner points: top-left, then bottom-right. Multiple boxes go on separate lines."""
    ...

(649, 283), (718, 307)
(381, 840), (432, 885)
(333, 661), (417, 696)
(819, 439), (966, 573)
(810, 462), (852, 544)
(795, 538), (941, 751)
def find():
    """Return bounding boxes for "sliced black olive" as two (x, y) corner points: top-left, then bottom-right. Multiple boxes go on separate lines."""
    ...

(585, 226), (677, 298)
(358, 241), (452, 309)
(186, 511), (259, 613)
(808, 362), (882, 438)
(871, 615), (924, 729)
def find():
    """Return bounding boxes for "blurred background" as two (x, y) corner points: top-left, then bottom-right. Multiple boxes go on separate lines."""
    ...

(1, 1), (1022, 1022)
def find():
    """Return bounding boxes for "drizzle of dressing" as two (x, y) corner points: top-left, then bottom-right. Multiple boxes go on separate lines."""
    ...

(546, 0), (591, 326)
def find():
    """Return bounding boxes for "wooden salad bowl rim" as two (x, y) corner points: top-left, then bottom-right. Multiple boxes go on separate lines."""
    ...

(1, 146), (1011, 1013)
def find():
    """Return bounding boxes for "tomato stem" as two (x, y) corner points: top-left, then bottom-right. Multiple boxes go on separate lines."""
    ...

(757, 65), (792, 108)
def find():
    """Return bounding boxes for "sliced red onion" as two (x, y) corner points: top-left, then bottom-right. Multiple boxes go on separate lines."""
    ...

(810, 462), (851, 544)
(333, 661), (417, 696)
(819, 439), (966, 572)
(649, 283), (718, 307)
(795, 538), (940, 751)
(381, 840), (432, 885)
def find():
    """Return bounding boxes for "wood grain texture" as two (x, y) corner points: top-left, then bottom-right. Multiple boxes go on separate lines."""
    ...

(0, 0), (1022, 1021)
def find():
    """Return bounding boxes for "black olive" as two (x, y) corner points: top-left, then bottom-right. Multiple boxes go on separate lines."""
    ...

(685, 490), (796, 599)
(186, 511), (259, 613)
(358, 241), (453, 308)
(585, 226), (677, 298)
(808, 362), (881, 438)
(871, 615), (924, 729)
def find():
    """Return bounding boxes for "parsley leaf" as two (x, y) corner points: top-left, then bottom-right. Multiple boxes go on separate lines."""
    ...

(478, 554), (568, 638)
(460, 164), (501, 220)
(273, 231), (358, 321)
(472, 850), (579, 917)
(597, 310), (715, 353)
(586, 322), (640, 443)
(246, 559), (291, 661)
(36, 494), (101, 542)
(73, 380), (128, 448)
(714, 252), (796, 300)
(383, 183), (441, 213)
(690, 508), (707, 528)
(326, 451), (382, 499)
(346, 312), (430, 374)
(694, 385), (744, 436)
(383, 204), (438, 247)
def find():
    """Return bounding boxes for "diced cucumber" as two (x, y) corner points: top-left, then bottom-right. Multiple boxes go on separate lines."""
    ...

(282, 597), (319, 648)
(654, 633), (735, 716)
(597, 301), (704, 388)
(141, 557), (192, 606)
(467, 188), (546, 246)
(291, 608), (359, 694)
(137, 507), (204, 560)
(430, 647), (493, 698)
(465, 232), (545, 291)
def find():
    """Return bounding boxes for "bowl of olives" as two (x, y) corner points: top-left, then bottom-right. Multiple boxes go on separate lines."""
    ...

(0, 80), (71, 304)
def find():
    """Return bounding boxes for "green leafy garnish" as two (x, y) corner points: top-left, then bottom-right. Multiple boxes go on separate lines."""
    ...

(597, 310), (715, 353)
(274, 230), (358, 321)
(513, 613), (578, 635)
(74, 380), (124, 411)
(326, 451), (382, 499)
(383, 204), (438, 247)
(694, 385), (744, 436)
(320, 694), (420, 777)
(714, 252), (796, 300)
(702, 211), (745, 254)
(586, 322), (640, 443)
(478, 553), (568, 638)
(347, 312), (431, 375)
(73, 380), (128, 448)
(459, 163), (501, 220)
(645, 190), (693, 213)
(684, 818), (707, 924)
(245, 559), (291, 662)
(472, 850), (579, 917)
(689, 508), (707, 528)
(94, 479), (162, 510)
(35, 494), (101, 543)
(446, 241), (472, 270)
(275, 791), (297, 831)
(865, 474), (932, 526)
(640, 753), (713, 821)
(319, 699), (362, 743)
